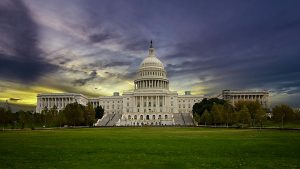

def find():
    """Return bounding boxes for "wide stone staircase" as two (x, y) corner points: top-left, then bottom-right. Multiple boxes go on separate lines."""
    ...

(181, 113), (194, 126)
(95, 114), (122, 127)
(173, 113), (194, 126)
(173, 113), (185, 125)
(106, 114), (122, 126)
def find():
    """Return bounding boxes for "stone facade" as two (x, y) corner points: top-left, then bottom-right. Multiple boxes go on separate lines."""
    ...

(36, 93), (88, 113)
(36, 42), (269, 126)
(222, 90), (269, 108)
(36, 43), (203, 126)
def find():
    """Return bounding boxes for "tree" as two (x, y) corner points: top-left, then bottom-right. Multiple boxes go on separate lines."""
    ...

(200, 109), (212, 126)
(57, 111), (65, 127)
(256, 107), (267, 128)
(238, 105), (251, 128)
(17, 110), (26, 129)
(211, 104), (224, 126)
(272, 104), (294, 128)
(84, 103), (96, 126)
(25, 111), (34, 129)
(294, 109), (300, 122)
(223, 103), (235, 127)
(95, 105), (104, 119)
(0, 107), (8, 130)
(64, 102), (84, 126)
(0, 107), (7, 130)
(41, 106), (49, 127)
(193, 98), (226, 124)
(235, 101), (262, 127)
(49, 106), (58, 127)
(194, 114), (201, 125)
(247, 101), (261, 126)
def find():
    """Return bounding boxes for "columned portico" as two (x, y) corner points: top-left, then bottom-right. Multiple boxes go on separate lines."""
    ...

(222, 90), (269, 108)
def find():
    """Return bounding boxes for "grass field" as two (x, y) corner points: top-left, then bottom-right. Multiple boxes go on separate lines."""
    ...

(0, 127), (300, 169)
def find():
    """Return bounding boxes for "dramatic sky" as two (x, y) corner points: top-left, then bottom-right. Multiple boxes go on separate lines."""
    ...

(0, 0), (300, 107)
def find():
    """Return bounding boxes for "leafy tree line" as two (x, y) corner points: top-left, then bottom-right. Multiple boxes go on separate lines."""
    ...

(193, 98), (299, 128)
(272, 104), (296, 128)
(0, 103), (105, 129)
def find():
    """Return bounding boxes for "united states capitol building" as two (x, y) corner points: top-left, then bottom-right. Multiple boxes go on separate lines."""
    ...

(36, 42), (269, 126)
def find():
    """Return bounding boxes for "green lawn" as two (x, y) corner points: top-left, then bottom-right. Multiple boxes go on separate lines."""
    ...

(0, 127), (299, 169)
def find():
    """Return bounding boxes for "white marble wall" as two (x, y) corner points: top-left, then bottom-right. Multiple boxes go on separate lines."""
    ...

(36, 93), (88, 113)
(222, 90), (269, 108)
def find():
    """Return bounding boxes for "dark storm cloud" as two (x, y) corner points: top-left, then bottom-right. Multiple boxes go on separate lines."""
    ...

(89, 33), (113, 43)
(86, 60), (132, 70)
(31, 0), (300, 98)
(122, 38), (150, 51)
(72, 70), (98, 86)
(0, 0), (57, 82)
(103, 61), (132, 67)
(2, 0), (299, 106)
(154, 0), (300, 98)
(122, 71), (136, 80)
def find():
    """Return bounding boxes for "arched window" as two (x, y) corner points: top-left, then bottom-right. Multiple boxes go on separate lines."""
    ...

(146, 115), (150, 120)
(140, 115), (143, 120)
(134, 115), (137, 120)
(165, 115), (168, 119)
(152, 115), (155, 120)
(158, 115), (162, 119)
(128, 115), (131, 119)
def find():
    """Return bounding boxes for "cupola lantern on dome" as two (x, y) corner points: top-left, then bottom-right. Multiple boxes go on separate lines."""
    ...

(148, 40), (155, 56)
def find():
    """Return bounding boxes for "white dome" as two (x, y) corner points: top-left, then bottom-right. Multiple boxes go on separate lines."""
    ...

(139, 47), (164, 69)
(139, 56), (164, 69)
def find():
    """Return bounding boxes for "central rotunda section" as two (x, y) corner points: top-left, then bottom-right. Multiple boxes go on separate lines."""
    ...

(118, 41), (180, 126)
(134, 41), (169, 91)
